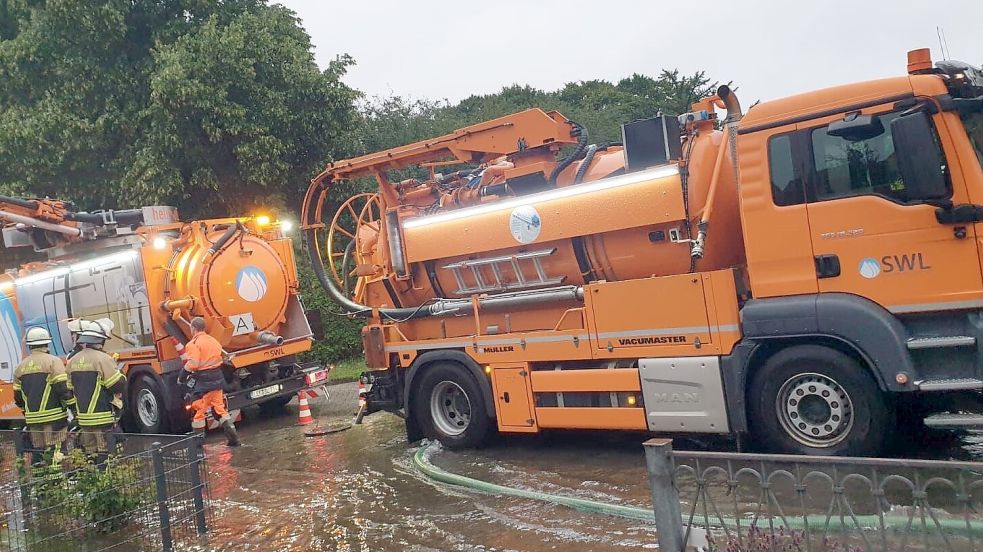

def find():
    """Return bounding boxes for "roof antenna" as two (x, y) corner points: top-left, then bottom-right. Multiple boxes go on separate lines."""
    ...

(941, 26), (952, 60)
(936, 26), (949, 60)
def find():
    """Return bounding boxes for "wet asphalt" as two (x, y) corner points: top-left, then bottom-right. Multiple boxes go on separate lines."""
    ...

(197, 382), (983, 551)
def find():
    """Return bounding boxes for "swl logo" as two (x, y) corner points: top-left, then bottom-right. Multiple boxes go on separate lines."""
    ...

(236, 266), (269, 302)
(858, 258), (881, 279)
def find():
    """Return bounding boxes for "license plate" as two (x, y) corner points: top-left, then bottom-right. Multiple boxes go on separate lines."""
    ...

(250, 384), (283, 400)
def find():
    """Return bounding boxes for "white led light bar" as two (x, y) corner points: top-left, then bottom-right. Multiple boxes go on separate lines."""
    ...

(13, 250), (138, 286)
(401, 164), (680, 230)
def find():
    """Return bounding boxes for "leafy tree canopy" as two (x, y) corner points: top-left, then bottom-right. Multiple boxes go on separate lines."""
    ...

(358, 69), (716, 154)
(0, 0), (359, 217)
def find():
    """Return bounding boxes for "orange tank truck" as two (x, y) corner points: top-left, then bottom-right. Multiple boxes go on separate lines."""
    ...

(0, 198), (330, 432)
(303, 48), (983, 456)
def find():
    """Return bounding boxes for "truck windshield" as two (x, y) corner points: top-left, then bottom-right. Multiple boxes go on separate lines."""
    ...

(962, 111), (983, 169)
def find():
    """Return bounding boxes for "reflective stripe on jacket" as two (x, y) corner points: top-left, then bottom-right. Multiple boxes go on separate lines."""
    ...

(14, 351), (74, 425)
(68, 348), (126, 427)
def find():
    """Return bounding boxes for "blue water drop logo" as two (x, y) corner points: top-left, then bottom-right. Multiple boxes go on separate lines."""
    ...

(236, 266), (269, 302)
(858, 258), (881, 279)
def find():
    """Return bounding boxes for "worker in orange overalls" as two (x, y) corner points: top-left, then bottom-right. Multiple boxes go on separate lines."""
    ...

(177, 317), (240, 447)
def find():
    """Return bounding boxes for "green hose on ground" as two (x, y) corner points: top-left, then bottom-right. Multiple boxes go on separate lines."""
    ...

(413, 443), (983, 538)
(413, 442), (653, 521)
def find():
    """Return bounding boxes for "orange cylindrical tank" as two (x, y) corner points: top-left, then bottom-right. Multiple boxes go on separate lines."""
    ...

(169, 225), (290, 350)
(380, 128), (744, 303)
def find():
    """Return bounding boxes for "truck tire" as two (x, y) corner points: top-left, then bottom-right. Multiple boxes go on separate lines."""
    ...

(748, 345), (891, 456)
(131, 374), (169, 434)
(414, 362), (491, 449)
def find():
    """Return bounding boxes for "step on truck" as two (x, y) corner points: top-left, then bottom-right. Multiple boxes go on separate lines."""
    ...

(302, 48), (983, 456)
(0, 198), (330, 432)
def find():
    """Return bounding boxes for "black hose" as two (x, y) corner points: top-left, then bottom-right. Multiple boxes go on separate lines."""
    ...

(574, 145), (599, 184)
(207, 222), (241, 255)
(0, 195), (37, 210)
(163, 318), (188, 346)
(305, 228), (422, 319)
(548, 122), (588, 186)
(480, 183), (512, 198)
(680, 132), (698, 273)
(64, 209), (145, 227)
(341, 239), (355, 296)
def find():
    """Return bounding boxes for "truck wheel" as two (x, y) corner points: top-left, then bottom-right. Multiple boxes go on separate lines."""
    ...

(414, 363), (491, 449)
(748, 345), (891, 456)
(131, 374), (168, 434)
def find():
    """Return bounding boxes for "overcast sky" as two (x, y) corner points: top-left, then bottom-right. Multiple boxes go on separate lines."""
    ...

(277, 0), (981, 110)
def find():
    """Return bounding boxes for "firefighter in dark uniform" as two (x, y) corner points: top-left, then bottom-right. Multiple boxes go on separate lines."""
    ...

(67, 319), (126, 462)
(13, 327), (77, 464)
(65, 318), (84, 360)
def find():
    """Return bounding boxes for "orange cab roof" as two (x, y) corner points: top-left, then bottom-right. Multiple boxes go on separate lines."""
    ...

(740, 76), (918, 132)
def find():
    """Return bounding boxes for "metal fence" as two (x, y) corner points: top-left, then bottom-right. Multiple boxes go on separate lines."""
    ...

(0, 430), (211, 551)
(644, 438), (983, 552)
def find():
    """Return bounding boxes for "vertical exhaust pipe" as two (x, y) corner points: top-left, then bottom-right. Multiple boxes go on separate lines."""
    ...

(717, 85), (742, 123)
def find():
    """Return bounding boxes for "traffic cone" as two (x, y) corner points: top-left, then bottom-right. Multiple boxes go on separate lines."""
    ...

(354, 380), (368, 425)
(297, 392), (314, 425)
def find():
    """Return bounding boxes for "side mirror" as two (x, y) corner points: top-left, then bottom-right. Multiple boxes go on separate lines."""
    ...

(828, 112), (884, 141)
(891, 112), (949, 201)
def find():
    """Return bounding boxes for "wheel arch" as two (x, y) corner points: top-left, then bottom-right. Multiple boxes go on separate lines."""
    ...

(740, 293), (912, 392)
(404, 349), (497, 421)
(723, 293), (910, 436)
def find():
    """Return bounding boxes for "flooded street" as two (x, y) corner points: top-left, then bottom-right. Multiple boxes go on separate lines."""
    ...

(201, 383), (658, 551)
(199, 383), (983, 551)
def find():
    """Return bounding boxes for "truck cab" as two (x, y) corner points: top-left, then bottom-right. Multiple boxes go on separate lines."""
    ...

(733, 51), (983, 452)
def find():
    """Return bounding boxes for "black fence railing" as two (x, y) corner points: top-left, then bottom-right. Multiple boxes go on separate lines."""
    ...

(0, 429), (211, 551)
(644, 438), (983, 552)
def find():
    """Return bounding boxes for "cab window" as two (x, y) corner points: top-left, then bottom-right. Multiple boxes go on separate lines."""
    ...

(810, 112), (912, 202)
(765, 110), (951, 207)
(768, 134), (804, 206)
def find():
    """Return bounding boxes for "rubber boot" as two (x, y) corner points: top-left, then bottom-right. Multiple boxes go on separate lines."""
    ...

(221, 419), (241, 447)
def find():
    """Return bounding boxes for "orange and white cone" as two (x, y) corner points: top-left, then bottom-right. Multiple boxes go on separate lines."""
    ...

(297, 392), (314, 425)
(354, 380), (368, 425)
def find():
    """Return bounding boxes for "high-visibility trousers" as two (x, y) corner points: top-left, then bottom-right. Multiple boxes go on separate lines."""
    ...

(191, 389), (230, 429)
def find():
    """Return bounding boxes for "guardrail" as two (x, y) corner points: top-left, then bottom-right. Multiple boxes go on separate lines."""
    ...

(0, 429), (211, 551)
(644, 438), (983, 552)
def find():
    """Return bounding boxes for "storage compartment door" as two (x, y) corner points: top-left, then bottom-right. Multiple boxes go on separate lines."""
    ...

(492, 366), (537, 431)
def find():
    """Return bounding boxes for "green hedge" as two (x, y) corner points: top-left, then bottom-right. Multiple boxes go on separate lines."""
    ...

(295, 243), (364, 364)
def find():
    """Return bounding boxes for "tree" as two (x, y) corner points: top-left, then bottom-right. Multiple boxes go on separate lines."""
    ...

(359, 69), (716, 152)
(0, 0), (359, 218)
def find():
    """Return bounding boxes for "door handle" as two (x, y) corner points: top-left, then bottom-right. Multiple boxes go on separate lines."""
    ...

(501, 392), (510, 403)
(814, 254), (841, 279)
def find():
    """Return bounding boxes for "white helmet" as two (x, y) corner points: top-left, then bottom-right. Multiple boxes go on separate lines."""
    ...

(78, 318), (114, 344)
(25, 327), (53, 347)
(66, 318), (83, 335)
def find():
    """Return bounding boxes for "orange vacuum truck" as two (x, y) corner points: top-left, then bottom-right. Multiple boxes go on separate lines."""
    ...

(303, 48), (983, 456)
(0, 198), (330, 433)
